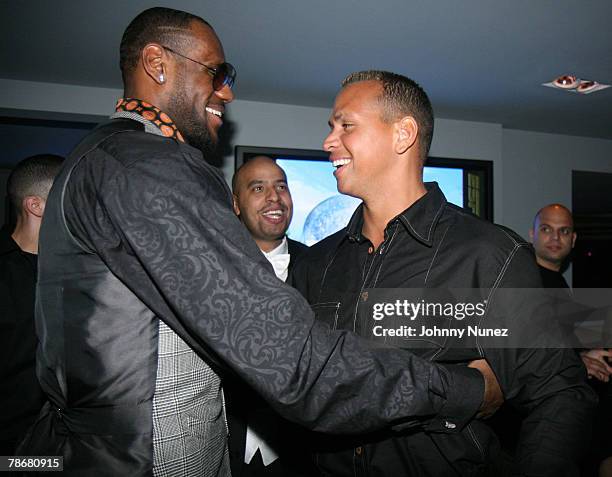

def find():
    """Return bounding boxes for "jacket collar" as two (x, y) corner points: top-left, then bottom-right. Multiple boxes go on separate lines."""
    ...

(345, 182), (447, 247)
(113, 98), (185, 143)
(0, 225), (20, 256)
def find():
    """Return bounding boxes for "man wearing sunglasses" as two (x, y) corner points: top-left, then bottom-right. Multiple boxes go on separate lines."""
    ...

(21, 7), (503, 476)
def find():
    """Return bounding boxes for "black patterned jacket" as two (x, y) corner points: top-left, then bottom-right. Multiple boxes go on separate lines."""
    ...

(23, 119), (485, 476)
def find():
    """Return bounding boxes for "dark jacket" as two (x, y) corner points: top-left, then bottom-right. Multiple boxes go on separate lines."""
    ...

(292, 183), (596, 477)
(227, 237), (314, 477)
(21, 120), (485, 475)
(0, 225), (45, 455)
(288, 238), (308, 272)
(538, 264), (570, 289)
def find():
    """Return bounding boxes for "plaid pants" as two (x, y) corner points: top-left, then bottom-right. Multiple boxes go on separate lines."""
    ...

(152, 320), (230, 477)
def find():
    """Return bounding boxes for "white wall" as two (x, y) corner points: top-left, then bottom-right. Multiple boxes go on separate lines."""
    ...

(431, 119), (503, 222)
(222, 101), (504, 221)
(218, 100), (330, 182)
(0, 79), (118, 119)
(3, 78), (612, 237)
(502, 129), (612, 240)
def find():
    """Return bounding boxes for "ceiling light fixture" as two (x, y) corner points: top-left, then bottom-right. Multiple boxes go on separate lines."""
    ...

(576, 81), (599, 93)
(553, 75), (579, 89)
(543, 75), (610, 95)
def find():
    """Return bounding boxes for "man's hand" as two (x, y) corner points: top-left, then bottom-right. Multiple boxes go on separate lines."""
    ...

(580, 349), (612, 382)
(468, 358), (504, 418)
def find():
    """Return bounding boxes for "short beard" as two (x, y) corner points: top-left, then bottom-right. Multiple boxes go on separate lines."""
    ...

(166, 74), (218, 160)
(179, 106), (217, 159)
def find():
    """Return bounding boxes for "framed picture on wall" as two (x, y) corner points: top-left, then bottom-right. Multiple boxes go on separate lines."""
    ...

(235, 145), (493, 245)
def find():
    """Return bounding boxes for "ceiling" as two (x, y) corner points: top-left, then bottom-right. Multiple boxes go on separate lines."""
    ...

(1, 0), (611, 140)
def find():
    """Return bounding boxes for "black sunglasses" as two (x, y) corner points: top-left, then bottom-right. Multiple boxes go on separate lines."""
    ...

(161, 45), (236, 91)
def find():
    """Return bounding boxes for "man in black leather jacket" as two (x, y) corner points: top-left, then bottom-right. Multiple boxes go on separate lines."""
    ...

(292, 70), (596, 476)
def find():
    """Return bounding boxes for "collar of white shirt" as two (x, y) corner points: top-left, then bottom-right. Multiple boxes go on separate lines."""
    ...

(262, 237), (290, 282)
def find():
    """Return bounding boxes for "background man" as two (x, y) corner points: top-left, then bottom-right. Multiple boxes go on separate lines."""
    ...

(229, 156), (311, 476)
(292, 71), (596, 476)
(529, 204), (612, 476)
(21, 8), (500, 475)
(232, 155), (308, 281)
(530, 203), (577, 287)
(530, 203), (612, 381)
(0, 154), (63, 456)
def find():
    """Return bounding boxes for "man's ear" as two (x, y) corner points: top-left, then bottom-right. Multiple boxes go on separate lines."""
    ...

(395, 116), (418, 155)
(528, 228), (534, 242)
(23, 196), (45, 218)
(142, 43), (166, 85)
(571, 232), (577, 249)
(232, 194), (241, 217)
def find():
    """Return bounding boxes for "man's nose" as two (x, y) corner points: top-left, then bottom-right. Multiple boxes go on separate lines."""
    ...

(266, 188), (280, 202)
(215, 82), (234, 103)
(323, 130), (337, 152)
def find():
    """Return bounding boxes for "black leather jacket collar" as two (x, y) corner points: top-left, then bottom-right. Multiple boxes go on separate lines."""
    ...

(344, 182), (446, 247)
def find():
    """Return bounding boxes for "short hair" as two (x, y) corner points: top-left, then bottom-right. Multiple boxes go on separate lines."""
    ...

(119, 7), (211, 81)
(232, 156), (285, 193)
(7, 154), (64, 214)
(342, 70), (434, 159)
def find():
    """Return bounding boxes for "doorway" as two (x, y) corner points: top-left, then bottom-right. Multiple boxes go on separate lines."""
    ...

(572, 170), (612, 287)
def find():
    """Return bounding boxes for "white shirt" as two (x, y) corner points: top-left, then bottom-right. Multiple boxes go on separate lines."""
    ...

(262, 237), (290, 282)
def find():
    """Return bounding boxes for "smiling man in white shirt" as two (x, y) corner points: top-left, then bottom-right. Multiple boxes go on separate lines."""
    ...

(232, 156), (308, 281)
(229, 155), (311, 476)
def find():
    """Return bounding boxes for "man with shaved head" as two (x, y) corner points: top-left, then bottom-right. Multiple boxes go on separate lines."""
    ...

(229, 156), (310, 476)
(530, 204), (611, 476)
(530, 203), (577, 284)
(530, 204), (611, 381)
(232, 156), (307, 280)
